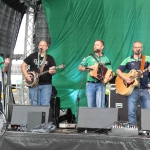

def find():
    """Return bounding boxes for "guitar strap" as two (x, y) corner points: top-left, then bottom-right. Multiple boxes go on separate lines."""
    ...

(89, 54), (111, 65)
(39, 54), (47, 75)
(89, 54), (99, 63)
(140, 55), (146, 71)
(139, 55), (145, 78)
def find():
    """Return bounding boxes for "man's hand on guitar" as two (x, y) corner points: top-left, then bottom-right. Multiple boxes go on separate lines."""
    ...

(25, 74), (32, 82)
(49, 66), (56, 75)
(124, 76), (133, 84)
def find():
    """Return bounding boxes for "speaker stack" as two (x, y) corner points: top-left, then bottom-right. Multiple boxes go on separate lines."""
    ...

(109, 84), (128, 121)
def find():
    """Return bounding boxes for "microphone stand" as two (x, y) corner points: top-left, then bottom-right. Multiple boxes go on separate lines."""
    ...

(76, 71), (86, 124)
(97, 50), (104, 108)
(36, 49), (42, 105)
(137, 51), (141, 129)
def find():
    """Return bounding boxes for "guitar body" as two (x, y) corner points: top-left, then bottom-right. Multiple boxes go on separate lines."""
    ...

(115, 69), (139, 96)
(89, 63), (112, 84)
(24, 71), (39, 87)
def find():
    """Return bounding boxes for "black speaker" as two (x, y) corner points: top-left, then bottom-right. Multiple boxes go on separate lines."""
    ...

(141, 109), (150, 130)
(50, 97), (60, 118)
(109, 84), (128, 121)
(11, 105), (51, 125)
(77, 107), (118, 132)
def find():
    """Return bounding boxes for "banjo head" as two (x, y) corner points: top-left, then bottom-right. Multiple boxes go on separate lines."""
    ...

(24, 71), (39, 87)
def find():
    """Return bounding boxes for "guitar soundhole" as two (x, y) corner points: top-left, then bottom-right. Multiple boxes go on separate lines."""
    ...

(123, 80), (135, 88)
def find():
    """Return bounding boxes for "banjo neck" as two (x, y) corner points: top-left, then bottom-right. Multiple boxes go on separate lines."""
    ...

(39, 64), (65, 76)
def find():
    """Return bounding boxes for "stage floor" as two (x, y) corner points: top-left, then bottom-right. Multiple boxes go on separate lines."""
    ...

(1, 129), (150, 150)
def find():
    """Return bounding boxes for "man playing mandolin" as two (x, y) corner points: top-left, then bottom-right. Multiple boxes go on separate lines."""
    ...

(78, 40), (113, 108)
(116, 41), (150, 126)
(21, 40), (56, 106)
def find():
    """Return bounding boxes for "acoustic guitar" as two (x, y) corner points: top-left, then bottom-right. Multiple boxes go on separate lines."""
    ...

(115, 68), (148, 96)
(87, 63), (113, 84)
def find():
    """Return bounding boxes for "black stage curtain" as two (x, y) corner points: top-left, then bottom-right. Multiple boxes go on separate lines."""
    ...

(0, 131), (150, 150)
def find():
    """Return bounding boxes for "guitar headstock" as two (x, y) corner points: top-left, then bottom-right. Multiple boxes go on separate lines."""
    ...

(56, 63), (66, 69)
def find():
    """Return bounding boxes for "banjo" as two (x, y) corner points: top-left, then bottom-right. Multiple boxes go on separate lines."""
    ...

(24, 64), (65, 87)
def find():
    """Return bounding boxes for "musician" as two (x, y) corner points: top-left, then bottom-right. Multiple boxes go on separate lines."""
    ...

(21, 40), (56, 106)
(0, 56), (10, 112)
(78, 40), (113, 108)
(116, 41), (150, 125)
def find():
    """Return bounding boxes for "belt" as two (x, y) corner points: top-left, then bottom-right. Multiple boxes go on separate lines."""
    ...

(87, 81), (100, 83)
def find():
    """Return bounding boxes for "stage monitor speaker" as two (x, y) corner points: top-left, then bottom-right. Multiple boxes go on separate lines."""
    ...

(11, 105), (50, 125)
(77, 107), (118, 131)
(141, 109), (150, 130)
(50, 97), (60, 118)
(27, 112), (45, 131)
(109, 84), (128, 121)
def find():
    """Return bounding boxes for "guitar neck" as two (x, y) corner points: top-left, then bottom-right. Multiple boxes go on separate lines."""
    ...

(141, 68), (148, 74)
(135, 68), (148, 78)
(40, 70), (49, 76)
(39, 65), (64, 76)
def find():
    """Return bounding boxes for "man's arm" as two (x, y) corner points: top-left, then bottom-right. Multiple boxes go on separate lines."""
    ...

(78, 66), (86, 71)
(3, 58), (10, 73)
(116, 69), (132, 84)
(21, 62), (31, 81)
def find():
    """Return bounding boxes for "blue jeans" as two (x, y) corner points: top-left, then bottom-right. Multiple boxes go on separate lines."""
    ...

(127, 88), (150, 124)
(0, 81), (2, 112)
(86, 82), (106, 108)
(29, 84), (52, 106)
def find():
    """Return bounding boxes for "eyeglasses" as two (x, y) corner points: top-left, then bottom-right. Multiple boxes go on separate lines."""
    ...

(133, 47), (142, 49)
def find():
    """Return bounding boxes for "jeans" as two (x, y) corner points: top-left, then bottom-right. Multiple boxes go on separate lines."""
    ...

(29, 84), (52, 106)
(86, 82), (106, 108)
(127, 88), (150, 124)
(0, 81), (2, 112)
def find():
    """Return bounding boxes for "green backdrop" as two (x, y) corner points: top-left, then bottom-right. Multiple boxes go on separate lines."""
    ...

(42, 0), (150, 116)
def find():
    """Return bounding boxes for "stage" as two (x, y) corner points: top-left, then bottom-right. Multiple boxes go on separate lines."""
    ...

(1, 130), (150, 150)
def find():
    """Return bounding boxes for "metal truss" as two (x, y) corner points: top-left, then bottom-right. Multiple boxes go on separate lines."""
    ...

(21, 5), (36, 105)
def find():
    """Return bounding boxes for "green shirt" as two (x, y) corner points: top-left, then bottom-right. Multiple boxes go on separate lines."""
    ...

(79, 53), (112, 82)
(0, 56), (4, 69)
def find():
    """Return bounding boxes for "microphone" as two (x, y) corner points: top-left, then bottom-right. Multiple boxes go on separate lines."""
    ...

(138, 49), (140, 54)
(40, 48), (43, 51)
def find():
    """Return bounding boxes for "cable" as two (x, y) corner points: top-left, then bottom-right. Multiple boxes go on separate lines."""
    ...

(93, 122), (115, 134)
(76, 71), (87, 123)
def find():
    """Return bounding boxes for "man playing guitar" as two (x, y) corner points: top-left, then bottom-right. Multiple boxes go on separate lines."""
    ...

(78, 40), (113, 108)
(116, 41), (150, 126)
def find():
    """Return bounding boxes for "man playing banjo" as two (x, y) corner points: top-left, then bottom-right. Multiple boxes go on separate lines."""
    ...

(21, 40), (56, 106)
